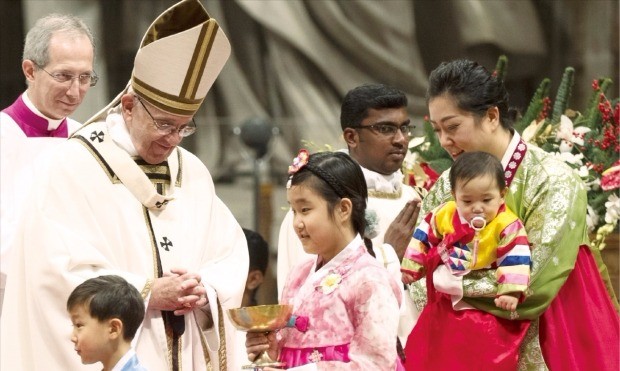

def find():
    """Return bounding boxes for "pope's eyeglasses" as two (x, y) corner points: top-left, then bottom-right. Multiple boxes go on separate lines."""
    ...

(34, 63), (98, 87)
(353, 123), (412, 137)
(135, 96), (197, 138)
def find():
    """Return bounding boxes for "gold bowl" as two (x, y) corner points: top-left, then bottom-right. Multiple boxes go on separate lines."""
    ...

(228, 305), (293, 369)
(227, 304), (293, 333)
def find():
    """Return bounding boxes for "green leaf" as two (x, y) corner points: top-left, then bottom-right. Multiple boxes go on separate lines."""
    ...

(494, 55), (508, 82)
(516, 78), (550, 133)
(428, 158), (453, 174)
(551, 67), (574, 124)
(410, 120), (453, 173)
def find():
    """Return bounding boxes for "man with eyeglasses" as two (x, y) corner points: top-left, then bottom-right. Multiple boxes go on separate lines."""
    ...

(277, 84), (423, 357)
(1, 1), (248, 370)
(0, 14), (95, 317)
(1, 14), (96, 138)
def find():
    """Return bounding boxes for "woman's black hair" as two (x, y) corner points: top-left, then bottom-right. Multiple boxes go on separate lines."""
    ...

(427, 59), (518, 129)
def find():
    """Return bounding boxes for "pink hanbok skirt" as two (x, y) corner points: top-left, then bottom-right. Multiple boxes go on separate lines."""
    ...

(539, 245), (619, 370)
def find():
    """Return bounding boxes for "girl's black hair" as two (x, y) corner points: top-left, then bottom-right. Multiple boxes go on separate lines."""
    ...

(290, 151), (372, 254)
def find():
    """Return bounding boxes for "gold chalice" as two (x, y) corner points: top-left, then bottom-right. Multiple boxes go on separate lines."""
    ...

(227, 304), (293, 370)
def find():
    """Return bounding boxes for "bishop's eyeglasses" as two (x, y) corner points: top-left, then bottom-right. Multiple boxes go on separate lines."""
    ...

(135, 96), (197, 138)
(34, 62), (98, 87)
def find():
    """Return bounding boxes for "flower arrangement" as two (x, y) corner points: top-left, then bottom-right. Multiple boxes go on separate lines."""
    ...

(516, 66), (619, 249)
(405, 55), (619, 249)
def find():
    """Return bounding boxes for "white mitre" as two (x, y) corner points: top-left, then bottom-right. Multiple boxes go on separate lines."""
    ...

(85, 0), (231, 123)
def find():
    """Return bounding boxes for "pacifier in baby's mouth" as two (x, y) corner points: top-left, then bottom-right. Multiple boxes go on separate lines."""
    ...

(469, 216), (487, 231)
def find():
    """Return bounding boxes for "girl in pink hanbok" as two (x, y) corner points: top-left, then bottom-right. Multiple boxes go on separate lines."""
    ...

(246, 150), (402, 370)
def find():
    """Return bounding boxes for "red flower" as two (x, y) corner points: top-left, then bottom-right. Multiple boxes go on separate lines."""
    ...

(601, 160), (620, 191)
(420, 162), (440, 190)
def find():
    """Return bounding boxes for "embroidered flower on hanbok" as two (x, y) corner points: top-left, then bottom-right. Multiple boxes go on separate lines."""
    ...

(510, 311), (520, 320)
(317, 271), (342, 295)
(309, 350), (324, 363)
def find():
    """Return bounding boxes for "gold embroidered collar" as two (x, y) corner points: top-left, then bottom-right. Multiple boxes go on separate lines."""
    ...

(368, 188), (403, 199)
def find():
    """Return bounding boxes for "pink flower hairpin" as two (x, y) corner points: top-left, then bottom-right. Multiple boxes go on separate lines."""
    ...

(288, 149), (310, 175)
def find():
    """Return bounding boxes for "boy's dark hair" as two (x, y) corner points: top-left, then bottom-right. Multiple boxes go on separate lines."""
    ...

(243, 228), (269, 274)
(449, 151), (506, 191)
(67, 275), (145, 341)
(340, 83), (408, 130)
(290, 151), (368, 239)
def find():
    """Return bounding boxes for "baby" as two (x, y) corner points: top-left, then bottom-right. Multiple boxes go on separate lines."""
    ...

(402, 151), (531, 311)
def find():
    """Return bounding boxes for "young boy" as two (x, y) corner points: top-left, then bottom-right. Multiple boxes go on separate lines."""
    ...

(67, 275), (147, 371)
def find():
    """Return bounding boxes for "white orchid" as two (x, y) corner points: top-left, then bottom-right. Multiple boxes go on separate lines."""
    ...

(577, 165), (590, 179)
(558, 140), (574, 153)
(571, 126), (591, 146)
(408, 136), (426, 149)
(556, 115), (591, 147)
(604, 194), (620, 224)
(581, 176), (601, 193)
(408, 136), (430, 153)
(586, 205), (600, 233)
(554, 151), (584, 166)
(556, 115), (574, 142)
(522, 120), (543, 143)
(403, 149), (419, 169)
